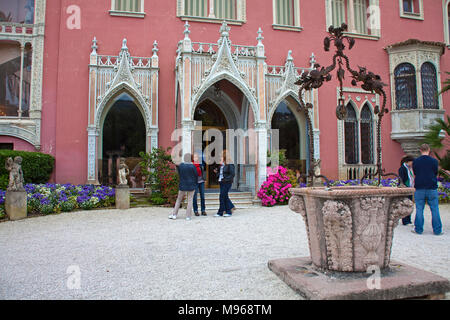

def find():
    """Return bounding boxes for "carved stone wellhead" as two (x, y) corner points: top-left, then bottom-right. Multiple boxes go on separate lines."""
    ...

(289, 186), (414, 272)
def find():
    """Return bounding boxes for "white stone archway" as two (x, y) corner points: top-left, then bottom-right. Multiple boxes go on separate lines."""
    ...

(86, 38), (159, 184)
(175, 21), (315, 193)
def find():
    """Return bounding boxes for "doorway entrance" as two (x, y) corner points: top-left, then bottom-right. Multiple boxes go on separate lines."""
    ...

(194, 100), (228, 189)
(100, 92), (146, 186)
(271, 100), (307, 174)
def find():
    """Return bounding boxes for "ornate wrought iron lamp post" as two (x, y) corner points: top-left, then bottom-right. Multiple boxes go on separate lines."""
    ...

(296, 23), (394, 186)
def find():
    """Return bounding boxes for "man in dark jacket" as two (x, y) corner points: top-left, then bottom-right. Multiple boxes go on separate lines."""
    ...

(169, 153), (198, 221)
(398, 155), (414, 225)
(412, 144), (443, 235)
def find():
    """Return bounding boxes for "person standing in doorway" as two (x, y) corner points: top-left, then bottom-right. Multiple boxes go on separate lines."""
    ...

(214, 150), (235, 217)
(193, 152), (207, 216)
(412, 144), (443, 235)
(168, 153), (198, 221)
(398, 155), (415, 225)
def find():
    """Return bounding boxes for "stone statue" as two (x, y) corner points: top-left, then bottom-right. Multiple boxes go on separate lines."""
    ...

(5, 156), (24, 191)
(118, 158), (129, 185)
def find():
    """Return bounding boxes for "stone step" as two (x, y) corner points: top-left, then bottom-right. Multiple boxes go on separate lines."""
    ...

(202, 192), (253, 199)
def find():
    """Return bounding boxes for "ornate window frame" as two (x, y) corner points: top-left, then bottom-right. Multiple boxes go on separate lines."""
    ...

(399, 0), (424, 21)
(110, 0), (145, 18)
(176, 0), (246, 25)
(337, 87), (379, 179)
(325, 0), (380, 40)
(386, 39), (446, 156)
(0, 0), (46, 150)
(443, 0), (450, 46)
(386, 40), (445, 111)
(272, 0), (303, 32)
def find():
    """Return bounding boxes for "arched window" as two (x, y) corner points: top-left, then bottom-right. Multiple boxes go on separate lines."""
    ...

(360, 103), (374, 164)
(421, 62), (439, 109)
(394, 63), (417, 110)
(344, 103), (358, 164)
(271, 101), (300, 162)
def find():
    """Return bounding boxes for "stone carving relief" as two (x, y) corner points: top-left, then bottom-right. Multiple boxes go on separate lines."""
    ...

(384, 197), (414, 266)
(322, 200), (353, 272)
(288, 195), (312, 255)
(355, 197), (385, 269)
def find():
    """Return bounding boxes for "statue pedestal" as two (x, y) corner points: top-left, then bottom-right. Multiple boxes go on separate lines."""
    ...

(5, 190), (27, 221)
(115, 185), (130, 210)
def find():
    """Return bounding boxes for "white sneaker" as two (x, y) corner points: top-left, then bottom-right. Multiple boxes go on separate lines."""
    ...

(186, 217), (192, 221)
(168, 214), (177, 220)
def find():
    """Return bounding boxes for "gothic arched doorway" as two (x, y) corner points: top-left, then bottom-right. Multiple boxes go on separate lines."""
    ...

(271, 101), (305, 172)
(100, 92), (146, 186)
(194, 99), (229, 188)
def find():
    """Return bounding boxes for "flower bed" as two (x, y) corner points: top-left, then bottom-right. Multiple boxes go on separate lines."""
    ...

(438, 179), (450, 203)
(0, 183), (115, 217)
(258, 171), (450, 207)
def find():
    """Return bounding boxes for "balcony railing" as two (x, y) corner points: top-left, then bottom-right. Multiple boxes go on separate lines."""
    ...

(342, 164), (378, 180)
(0, 22), (33, 36)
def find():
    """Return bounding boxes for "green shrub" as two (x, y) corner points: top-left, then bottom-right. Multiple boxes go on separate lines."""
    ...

(140, 147), (179, 206)
(0, 150), (55, 190)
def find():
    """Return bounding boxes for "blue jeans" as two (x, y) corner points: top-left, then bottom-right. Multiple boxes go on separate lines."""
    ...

(193, 182), (206, 213)
(218, 182), (232, 215)
(414, 189), (442, 235)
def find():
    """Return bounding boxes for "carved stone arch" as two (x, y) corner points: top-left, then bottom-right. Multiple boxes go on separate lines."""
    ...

(196, 89), (241, 130)
(360, 99), (376, 117)
(95, 82), (151, 132)
(345, 98), (360, 121)
(0, 127), (37, 147)
(268, 90), (303, 123)
(191, 71), (259, 124)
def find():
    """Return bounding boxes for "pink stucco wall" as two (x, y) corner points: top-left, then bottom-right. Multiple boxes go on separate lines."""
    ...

(35, 0), (450, 183)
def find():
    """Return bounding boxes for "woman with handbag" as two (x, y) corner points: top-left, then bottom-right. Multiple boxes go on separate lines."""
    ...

(214, 150), (235, 217)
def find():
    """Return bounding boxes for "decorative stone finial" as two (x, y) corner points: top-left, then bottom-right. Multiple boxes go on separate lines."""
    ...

(91, 37), (98, 56)
(152, 40), (159, 57)
(220, 20), (230, 38)
(184, 21), (191, 40)
(287, 50), (293, 62)
(122, 38), (128, 50)
(257, 27), (264, 45)
(310, 52), (316, 68)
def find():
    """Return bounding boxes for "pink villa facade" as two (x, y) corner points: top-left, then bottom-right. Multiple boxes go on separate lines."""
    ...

(0, 0), (449, 193)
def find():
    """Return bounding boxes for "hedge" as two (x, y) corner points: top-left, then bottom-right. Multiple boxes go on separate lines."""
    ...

(0, 150), (55, 190)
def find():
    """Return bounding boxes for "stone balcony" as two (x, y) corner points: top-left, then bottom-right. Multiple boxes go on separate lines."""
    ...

(391, 108), (445, 156)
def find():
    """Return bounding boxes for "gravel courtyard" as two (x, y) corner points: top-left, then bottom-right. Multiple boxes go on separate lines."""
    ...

(0, 203), (449, 300)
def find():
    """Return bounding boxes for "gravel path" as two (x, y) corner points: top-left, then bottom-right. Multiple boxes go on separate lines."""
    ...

(0, 203), (449, 300)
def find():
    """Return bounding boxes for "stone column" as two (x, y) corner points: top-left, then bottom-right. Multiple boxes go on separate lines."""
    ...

(148, 128), (159, 152)
(181, 120), (195, 159)
(18, 43), (25, 117)
(255, 122), (267, 191)
(87, 126), (99, 184)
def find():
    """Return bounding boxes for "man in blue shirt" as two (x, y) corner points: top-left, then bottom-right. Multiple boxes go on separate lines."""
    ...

(168, 153), (198, 221)
(412, 144), (443, 235)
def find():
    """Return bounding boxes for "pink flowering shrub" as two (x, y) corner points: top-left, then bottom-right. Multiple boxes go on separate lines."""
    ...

(257, 166), (292, 207)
